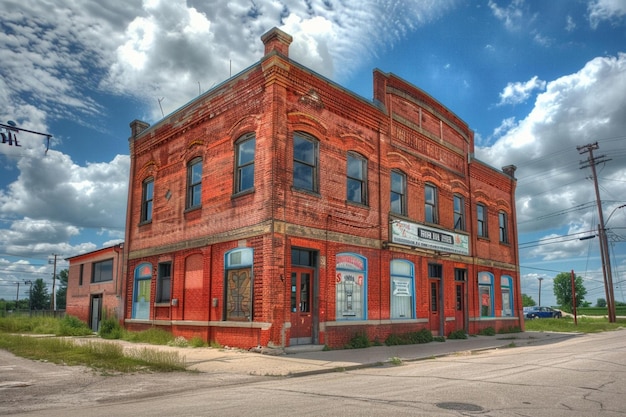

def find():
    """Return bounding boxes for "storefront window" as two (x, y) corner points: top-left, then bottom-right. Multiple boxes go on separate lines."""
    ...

(478, 272), (494, 317)
(336, 253), (367, 320)
(391, 260), (414, 319)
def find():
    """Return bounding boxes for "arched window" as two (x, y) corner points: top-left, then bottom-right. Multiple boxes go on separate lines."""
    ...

(132, 263), (152, 319)
(224, 248), (254, 321)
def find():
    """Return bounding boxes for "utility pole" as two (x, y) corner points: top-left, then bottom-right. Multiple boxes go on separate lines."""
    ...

(50, 254), (58, 311)
(577, 142), (616, 322)
(15, 282), (20, 311)
(537, 277), (543, 306)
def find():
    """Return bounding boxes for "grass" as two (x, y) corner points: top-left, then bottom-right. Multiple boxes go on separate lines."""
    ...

(0, 315), (186, 373)
(524, 316), (626, 333)
(0, 334), (186, 372)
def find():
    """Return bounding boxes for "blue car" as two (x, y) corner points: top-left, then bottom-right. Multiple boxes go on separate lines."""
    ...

(524, 306), (562, 319)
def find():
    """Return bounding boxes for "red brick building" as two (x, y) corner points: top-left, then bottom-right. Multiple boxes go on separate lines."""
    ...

(65, 244), (124, 332)
(121, 27), (522, 349)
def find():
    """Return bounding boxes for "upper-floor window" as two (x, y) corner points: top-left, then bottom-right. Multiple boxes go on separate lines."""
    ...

(477, 203), (488, 238)
(186, 158), (202, 209)
(92, 259), (113, 283)
(425, 184), (438, 224)
(293, 132), (319, 193)
(347, 152), (367, 205)
(141, 178), (154, 223)
(454, 195), (465, 231)
(499, 211), (509, 243)
(390, 170), (406, 215)
(235, 134), (255, 194)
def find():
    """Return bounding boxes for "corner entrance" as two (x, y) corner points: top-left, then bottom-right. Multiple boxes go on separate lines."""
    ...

(290, 267), (313, 345)
(290, 248), (318, 346)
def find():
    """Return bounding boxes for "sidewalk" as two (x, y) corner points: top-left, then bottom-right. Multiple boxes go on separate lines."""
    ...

(167, 331), (577, 377)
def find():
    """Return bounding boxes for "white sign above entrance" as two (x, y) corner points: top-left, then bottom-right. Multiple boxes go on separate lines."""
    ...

(391, 219), (470, 255)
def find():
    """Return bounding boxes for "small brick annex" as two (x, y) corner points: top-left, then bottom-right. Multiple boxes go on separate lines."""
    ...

(114, 27), (523, 349)
(65, 244), (124, 332)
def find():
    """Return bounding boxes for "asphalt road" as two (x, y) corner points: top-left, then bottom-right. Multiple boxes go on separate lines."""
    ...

(2, 330), (625, 416)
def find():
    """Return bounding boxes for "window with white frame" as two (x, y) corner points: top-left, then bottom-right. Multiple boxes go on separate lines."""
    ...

(390, 259), (415, 319)
(336, 253), (367, 320)
(478, 272), (494, 317)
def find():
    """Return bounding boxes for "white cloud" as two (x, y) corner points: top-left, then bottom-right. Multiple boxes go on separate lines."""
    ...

(0, 151), (129, 259)
(478, 53), (626, 261)
(497, 76), (546, 106)
(588, 0), (626, 28)
(488, 0), (526, 31)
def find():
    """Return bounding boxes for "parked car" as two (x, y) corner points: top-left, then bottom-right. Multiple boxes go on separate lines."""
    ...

(524, 306), (562, 319)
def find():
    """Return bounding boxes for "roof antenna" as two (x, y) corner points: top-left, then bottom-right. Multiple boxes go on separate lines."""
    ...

(230, 60), (232, 77)
(158, 97), (165, 117)
(198, 81), (202, 95)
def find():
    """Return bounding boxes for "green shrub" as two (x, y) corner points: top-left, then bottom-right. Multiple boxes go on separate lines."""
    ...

(190, 336), (206, 348)
(385, 328), (433, 346)
(433, 336), (446, 342)
(57, 315), (93, 336)
(99, 318), (123, 339)
(447, 330), (468, 339)
(478, 327), (496, 336)
(345, 332), (371, 349)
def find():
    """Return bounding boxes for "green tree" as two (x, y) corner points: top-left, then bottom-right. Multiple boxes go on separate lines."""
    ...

(522, 293), (536, 307)
(596, 298), (607, 308)
(553, 272), (587, 312)
(56, 269), (68, 310)
(30, 279), (50, 310)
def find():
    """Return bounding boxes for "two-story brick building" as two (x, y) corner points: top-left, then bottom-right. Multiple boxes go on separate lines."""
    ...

(120, 27), (522, 349)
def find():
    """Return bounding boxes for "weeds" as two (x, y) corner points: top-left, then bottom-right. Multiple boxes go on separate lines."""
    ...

(0, 334), (186, 372)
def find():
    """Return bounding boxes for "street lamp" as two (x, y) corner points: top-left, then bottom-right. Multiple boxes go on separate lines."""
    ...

(537, 277), (544, 307)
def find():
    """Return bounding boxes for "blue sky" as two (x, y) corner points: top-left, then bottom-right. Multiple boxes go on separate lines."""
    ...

(1, 0), (626, 308)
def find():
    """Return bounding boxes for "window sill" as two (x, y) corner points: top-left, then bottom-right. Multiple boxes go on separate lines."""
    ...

(291, 187), (321, 198)
(346, 200), (369, 209)
(231, 188), (255, 199)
